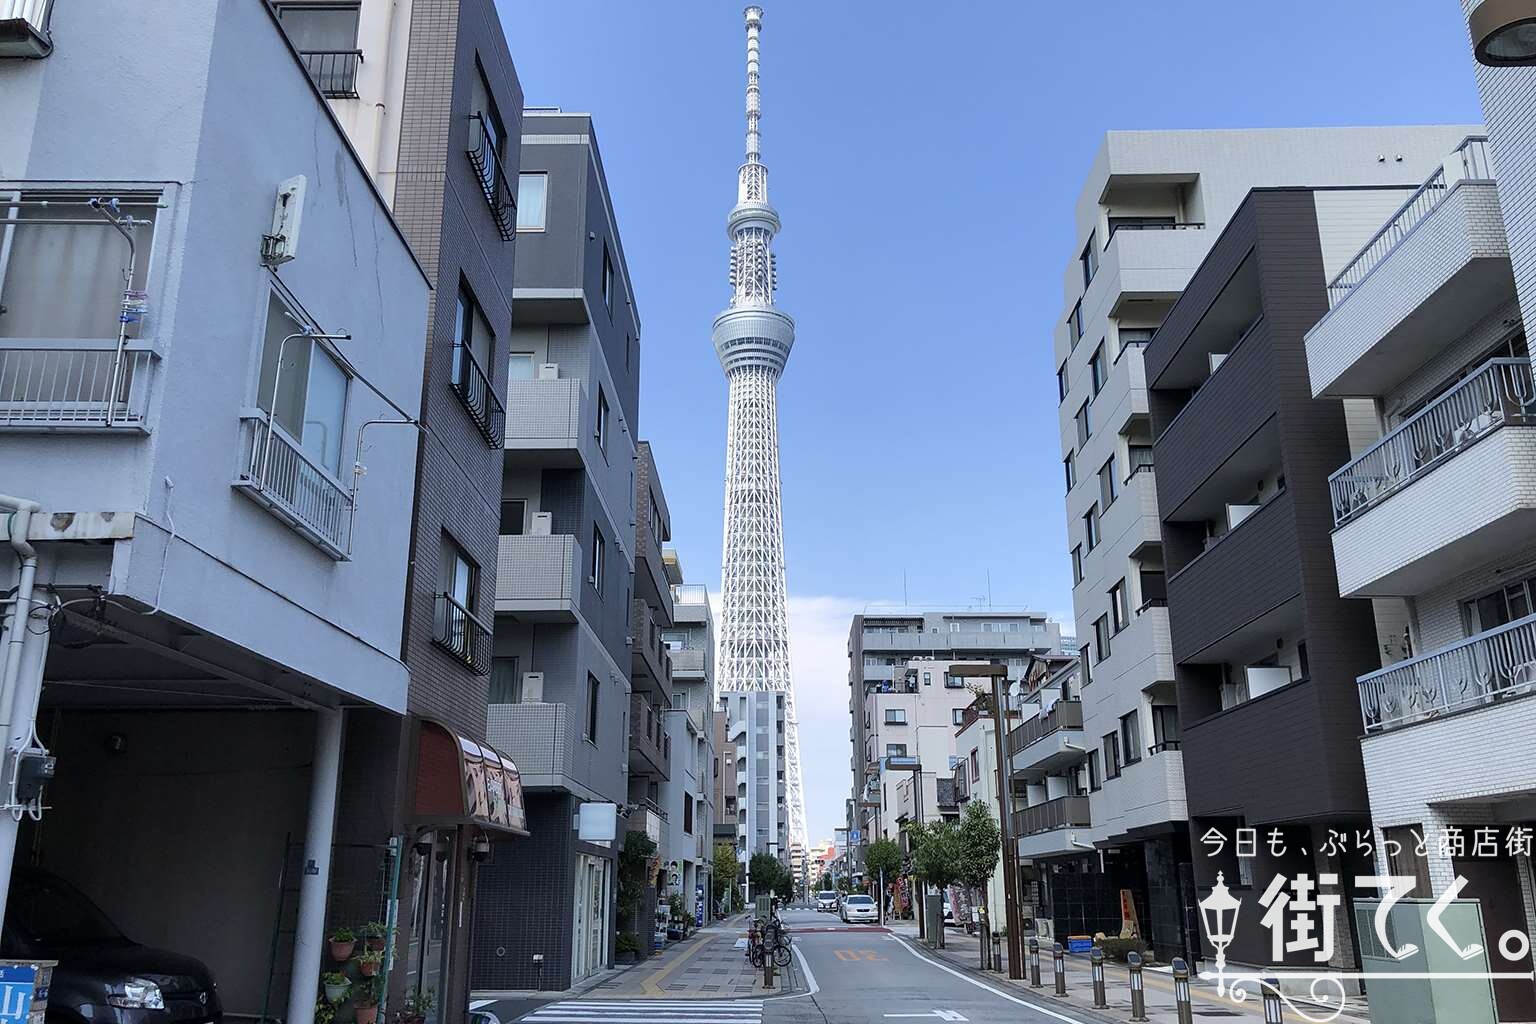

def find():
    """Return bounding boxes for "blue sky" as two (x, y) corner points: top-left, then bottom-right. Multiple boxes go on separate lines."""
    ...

(497, 0), (1486, 843)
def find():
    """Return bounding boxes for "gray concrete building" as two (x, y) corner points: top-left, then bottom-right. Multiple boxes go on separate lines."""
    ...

(0, 4), (430, 1023)
(473, 109), (643, 991)
(661, 558), (718, 929)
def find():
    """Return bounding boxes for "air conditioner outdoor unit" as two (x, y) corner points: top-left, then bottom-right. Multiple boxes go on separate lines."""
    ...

(537, 362), (559, 380)
(521, 672), (544, 702)
(530, 512), (553, 535)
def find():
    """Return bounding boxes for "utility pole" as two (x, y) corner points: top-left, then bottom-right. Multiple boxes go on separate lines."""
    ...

(989, 659), (1028, 980)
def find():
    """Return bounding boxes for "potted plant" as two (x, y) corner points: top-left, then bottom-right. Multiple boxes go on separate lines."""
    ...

(321, 972), (351, 1005)
(361, 921), (387, 952)
(315, 998), (336, 1024)
(353, 979), (380, 1024)
(615, 932), (643, 965)
(328, 926), (356, 962)
(356, 947), (384, 977)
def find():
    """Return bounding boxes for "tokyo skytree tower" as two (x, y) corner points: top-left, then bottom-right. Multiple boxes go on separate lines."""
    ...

(712, 5), (805, 855)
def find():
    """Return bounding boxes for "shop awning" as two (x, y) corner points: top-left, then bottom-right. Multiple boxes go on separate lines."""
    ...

(414, 721), (529, 836)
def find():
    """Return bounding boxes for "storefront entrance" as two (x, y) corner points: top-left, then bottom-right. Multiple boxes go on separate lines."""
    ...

(572, 854), (610, 981)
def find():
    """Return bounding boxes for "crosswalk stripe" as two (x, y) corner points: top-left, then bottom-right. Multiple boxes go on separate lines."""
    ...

(529, 1017), (761, 1023)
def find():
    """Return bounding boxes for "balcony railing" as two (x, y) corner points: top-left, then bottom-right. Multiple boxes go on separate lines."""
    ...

(467, 114), (516, 240)
(0, 343), (154, 429)
(1329, 358), (1536, 526)
(1327, 136), (1492, 307)
(450, 343), (504, 446)
(0, 0), (54, 57)
(433, 592), (492, 672)
(1360, 611), (1536, 734)
(1010, 795), (1090, 837)
(300, 49), (363, 98)
(1006, 699), (1083, 755)
(234, 415), (352, 559)
(1107, 220), (1204, 241)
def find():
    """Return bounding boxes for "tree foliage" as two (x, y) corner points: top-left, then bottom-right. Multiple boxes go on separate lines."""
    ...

(908, 819), (963, 891)
(748, 852), (792, 897)
(713, 842), (740, 904)
(863, 837), (903, 881)
(617, 830), (657, 918)
(956, 801), (1002, 891)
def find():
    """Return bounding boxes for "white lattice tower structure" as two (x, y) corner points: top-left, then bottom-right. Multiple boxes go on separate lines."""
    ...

(712, 5), (806, 856)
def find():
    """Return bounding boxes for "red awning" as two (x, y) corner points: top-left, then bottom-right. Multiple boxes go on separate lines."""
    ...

(414, 721), (529, 836)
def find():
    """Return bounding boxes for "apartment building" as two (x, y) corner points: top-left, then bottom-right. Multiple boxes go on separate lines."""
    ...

(474, 110), (643, 991)
(269, 1), (529, 1016)
(0, 5), (430, 1024)
(1052, 127), (1476, 962)
(1297, 22), (1536, 1014)
(848, 610), (1061, 869)
(661, 557), (718, 928)
(713, 704), (740, 863)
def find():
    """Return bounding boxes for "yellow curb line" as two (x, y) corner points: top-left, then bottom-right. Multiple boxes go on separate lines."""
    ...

(639, 933), (742, 997)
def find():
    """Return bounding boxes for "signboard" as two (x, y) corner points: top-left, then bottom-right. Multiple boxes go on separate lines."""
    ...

(695, 884), (705, 927)
(849, 829), (861, 843)
(1119, 888), (1141, 939)
(0, 965), (37, 1024)
(577, 802), (618, 842)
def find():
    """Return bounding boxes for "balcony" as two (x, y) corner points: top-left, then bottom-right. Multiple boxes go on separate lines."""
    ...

(629, 696), (670, 780)
(495, 533), (581, 619)
(1100, 222), (1212, 317)
(467, 113), (515, 240)
(1011, 796), (1090, 850)
(432, 592), (491, 673)
(0, 0), (53, 57)
(504, 377), (585, 457)
(630, 599), (674, 701)
(1359, 612), (1536, 735)
(300, 49), (363, 99)
(233, 415), (353, 560)
(0, 342), (155, 431)
(670, 647), (707, 679)
(1007, 700), (1086, 776)
(1330, 361), (1536, 597)
(450, 343), (504, 447)
(1307, 138), (1510, 397)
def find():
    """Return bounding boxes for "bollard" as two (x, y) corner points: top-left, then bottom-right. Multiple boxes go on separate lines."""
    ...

(1172, 957), (1194, 1024)
(979, 919), (991, 971)
(1262, 976), (1284, 1023)
(1052, 942), (1067, 997)
(1127, 951), (1148, 1022)
(1028, 937), (1042, 987)
(763, 948), (774, 990)
(1090, 945), (1108, 1008)
(991, 933), (1003, 974)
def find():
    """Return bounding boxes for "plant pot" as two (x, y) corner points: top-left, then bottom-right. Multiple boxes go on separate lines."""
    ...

(328, 940), (356, 962)
(356, 1008), (378, 1024)
(367, 937), (386, 952)
(323, 983), (350, 1004)
(359, 960), (380, 978)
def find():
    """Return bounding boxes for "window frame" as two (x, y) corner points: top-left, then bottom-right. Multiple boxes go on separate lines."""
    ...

(586, 673), (601, 744)
(884, 708), (907, 725)
(1068, 301), (1083, 348)
(1099, 457), (1118, 509)
(1109, 579), (1128, 633)
(596, 385), (609, 452)
(601, 242), (615, 317)
(1071, 545), (1084, 586)
(1081, 232), (1099, 289)
(1075, 399), (1091, 447)
(1120, 711), (1142, 765)
(1064, 451), (1076, 492)
(256, 289), (352, 479)
(1089, 343), (1106, 395)
(515, 171), (549, 232)
(499, 498), (526, 536)
(1094, 614), (1112, 663)
(1102, 732), (1121, 779)
(590, 524), (605, 594)
(1057, 361), (1069, 402)
(1083, 504), (1100, 552)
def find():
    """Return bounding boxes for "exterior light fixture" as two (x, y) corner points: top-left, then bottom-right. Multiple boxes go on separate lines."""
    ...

(1198, 871), (1243, 994)
(1471, 0), (1536, 65)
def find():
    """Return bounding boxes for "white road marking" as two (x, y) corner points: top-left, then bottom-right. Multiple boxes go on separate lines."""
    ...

(889, 935), (1089, 1024)
(783, 939), (820, 1000)
(881, 1011), (967, 1021)
(470, 1000), (497, 1011)
(524, 997), (764, 1024)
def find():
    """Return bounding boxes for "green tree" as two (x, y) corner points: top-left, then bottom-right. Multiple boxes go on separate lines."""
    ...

(910, 820), (962, 892)
(617, 831), (657, 932)
(956, 801), (1003, 946)
(863, 837), (903, 924)
(712, 842), (740, 909)
(748, 853), (792, 898)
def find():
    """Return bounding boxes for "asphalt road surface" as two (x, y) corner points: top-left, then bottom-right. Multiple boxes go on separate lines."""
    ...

(771, 908), (1092, 1024)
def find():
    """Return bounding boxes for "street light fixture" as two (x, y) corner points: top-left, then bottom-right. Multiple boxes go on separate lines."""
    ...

(1471, 0), (1536, 65)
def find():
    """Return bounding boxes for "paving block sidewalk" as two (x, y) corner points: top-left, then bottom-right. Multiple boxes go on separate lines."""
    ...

(889, 921), (1373, 1023)
(588, 916), (801, 999)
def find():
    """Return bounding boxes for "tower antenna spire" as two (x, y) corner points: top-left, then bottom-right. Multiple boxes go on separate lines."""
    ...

(744, 5), (763, 166)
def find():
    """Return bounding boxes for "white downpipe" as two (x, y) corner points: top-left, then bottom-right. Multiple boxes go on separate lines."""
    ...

(285, 708), (344, 1024)
(0, 523), (48, 930)
(0, 494), (40, 726)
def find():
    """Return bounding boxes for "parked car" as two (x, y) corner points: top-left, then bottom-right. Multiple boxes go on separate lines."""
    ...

(4, 867), (223, 1024)
(839, 894), (878, 924)
(816, 890), (840, 913)
(943, 896), (956, 926)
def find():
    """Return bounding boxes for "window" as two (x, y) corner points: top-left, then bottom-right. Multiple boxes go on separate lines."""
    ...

(1081, 232), (1099, 288)
(1297, 640), (1310, 680)
(952, 708), (966, 726)
(1089, 343), (1107, 395)
(944, 674), (965, 689)
(590, 524), (605, 593)
(499, 498), (526, 535)
(490, 656), (522, 703)
(586, 673), (601, 742)
(1087, 750), (1101, 791)
(602, 242), (615, 316)
(1080, 645), (1093, 686)
(1093, 614), (1111, 663)
(1064, 452), (1076, 492)
(1118, 326), (1157, 358)
(970, 750), (980, 782)
(257, 292), (349, 475)
(1057, 362), (1069, 402)
(516, 172), (548, 231)
(273, 2), (360, 50)
(1462, 574), (1536, 633)
(1127, 444), (1153, 476)
(1083, 504), (1100, 551)
(1383, 825), (1432, 894)
(1102, 733), (1121, 779)
(1120, 711), (1142, 765)
(661, 630), (688, 650)
(1099, 458), (1118, 508)
(0, 191), (158, 340)
(1151, 705), (1180, 750)
(1068, 302), (1083, 347)
(434, 535), (480, 665)
(596, 386), (609, 452)
(1076, 400), (1091, 447)
(923, 672), (932, 686)
(452, 282), (494, 399)
(683, 793), (694, 834)
(884, 708), (907, 724)
(1071, 545), (1083, 585)
(469, 67), (506, 201)
(885, 743), (907, 758)
(507, 352), (535, 380)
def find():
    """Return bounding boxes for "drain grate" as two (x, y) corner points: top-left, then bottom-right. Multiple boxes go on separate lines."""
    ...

(1193, 1011), (1243, 1018)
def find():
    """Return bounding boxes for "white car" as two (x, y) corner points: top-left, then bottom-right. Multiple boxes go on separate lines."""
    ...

(840, 893), (878, 923)
(816, 890), (840, 913)
(942, 897), (956, 925)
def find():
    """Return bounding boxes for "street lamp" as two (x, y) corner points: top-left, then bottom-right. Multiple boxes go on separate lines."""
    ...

(1471, 0), (1536, 65)
(1198, 871), (1243, 995)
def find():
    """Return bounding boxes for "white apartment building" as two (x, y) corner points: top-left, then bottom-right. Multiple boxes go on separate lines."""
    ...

(1300, 14), (1536, 1016)
(661, 565), (718, 927)
(1053, 126), (1478, 960)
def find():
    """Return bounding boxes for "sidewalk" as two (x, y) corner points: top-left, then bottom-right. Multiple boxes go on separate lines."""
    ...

(888, 921), (1373, 1023)
(587, 915), (802, 999)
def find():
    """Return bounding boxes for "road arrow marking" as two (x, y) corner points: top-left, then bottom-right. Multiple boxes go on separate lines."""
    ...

(882, 1012), (967, 1021)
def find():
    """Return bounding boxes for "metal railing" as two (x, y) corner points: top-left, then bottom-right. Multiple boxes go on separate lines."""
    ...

(433, 592), (491, 672)
(235, 415), (352, 559)
(1359, 611), (1536, 733)
(467, 113), (516, 240)
(1327, 136), (1493, 306)
(300, 50), (363, 98)
(1148, 740), (1182, 755)
(0, 344), (153, 429)
(1329, 358), (1536, 525)
(1007, 699), (1084, 755)
(1107, 220), (1204, 240)
(450, 342), (504, 446)
(1010, 796), (1090, 837)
